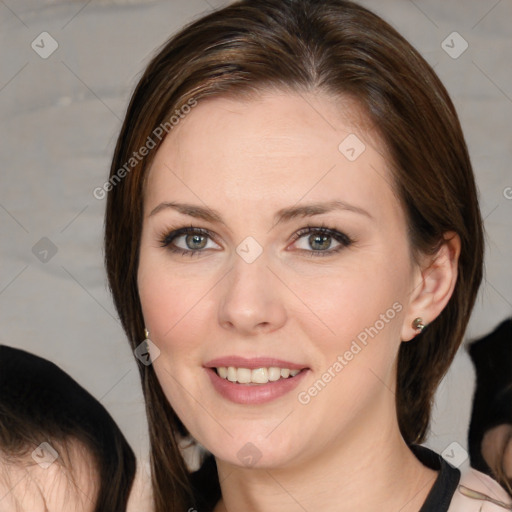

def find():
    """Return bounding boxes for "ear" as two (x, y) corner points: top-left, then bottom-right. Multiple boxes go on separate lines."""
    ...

(401, 231), (461, 342)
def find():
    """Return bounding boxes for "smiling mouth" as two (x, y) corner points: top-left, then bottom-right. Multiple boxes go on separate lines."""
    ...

(214, 366), (306, 385)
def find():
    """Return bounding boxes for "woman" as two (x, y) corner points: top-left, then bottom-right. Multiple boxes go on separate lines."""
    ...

(468, 318), (512, 497)
(0, 345), (144, 512)
(104, 0), (512, 510)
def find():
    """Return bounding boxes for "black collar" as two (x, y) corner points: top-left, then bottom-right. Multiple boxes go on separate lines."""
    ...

(410, 444), (461, 512)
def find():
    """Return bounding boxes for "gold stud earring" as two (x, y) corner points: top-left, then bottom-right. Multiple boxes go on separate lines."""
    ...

(412, 318), (425, 332)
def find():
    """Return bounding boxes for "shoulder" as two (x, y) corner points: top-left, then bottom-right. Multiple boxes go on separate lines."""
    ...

(127, 458), (154, 512)
(448, 467), (512, 511)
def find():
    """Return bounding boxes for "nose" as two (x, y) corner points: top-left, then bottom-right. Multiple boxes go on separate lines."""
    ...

(217, 252), (287, 336)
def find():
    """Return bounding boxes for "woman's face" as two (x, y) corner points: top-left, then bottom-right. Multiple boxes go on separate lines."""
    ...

(137, 90), (422, 468)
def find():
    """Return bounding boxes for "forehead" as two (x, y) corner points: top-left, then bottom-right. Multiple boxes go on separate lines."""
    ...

(145, 90), (400, 224)
(0, 442), (98, 512)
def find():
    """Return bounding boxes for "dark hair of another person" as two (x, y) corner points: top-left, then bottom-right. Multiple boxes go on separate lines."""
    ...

(468, 318), (512, 497)
(0, 345), (136, 512)
(103, 1), (484, 510)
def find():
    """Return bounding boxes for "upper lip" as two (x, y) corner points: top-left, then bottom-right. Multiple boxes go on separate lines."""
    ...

(204, 356), (308, 370)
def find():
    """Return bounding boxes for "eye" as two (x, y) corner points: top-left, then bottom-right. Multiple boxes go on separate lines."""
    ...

(159, 226), (220, 256)
(158, 224), (353, 258)
(289, 225), (353, 257)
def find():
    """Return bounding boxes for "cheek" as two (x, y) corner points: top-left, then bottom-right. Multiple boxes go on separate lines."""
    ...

(137, 246), (214, 353)
(138, 263), (213, 430)
(292, 270), (407, 425)
(505, 439), (512, 478)
(288, 261), (409, 424)
(290, 256), (408, 351)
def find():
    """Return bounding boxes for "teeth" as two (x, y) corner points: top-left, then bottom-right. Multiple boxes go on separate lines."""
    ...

(215, 366), (303, 384)
(237, 368), (252, 384)
(227, 366), (237, 382)
(268, 367), (281, 381)
(251, 368), (268, 384)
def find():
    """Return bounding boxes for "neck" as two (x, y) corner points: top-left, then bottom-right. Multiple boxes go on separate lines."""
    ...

(213, 408), (438, 512)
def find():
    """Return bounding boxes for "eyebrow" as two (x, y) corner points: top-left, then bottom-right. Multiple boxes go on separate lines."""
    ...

(149, 200), (373, 225)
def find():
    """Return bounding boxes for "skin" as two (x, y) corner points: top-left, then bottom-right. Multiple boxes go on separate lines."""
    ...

(137, 90), (460, 512)
(0, 442), (98, 512)
(482, 424), (512, 480)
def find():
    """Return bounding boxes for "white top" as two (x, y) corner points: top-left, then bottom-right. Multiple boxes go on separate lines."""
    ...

(448, 467), (512, 511)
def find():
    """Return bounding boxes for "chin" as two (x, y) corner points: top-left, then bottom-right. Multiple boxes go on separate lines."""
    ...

(203, 431), (300, 470)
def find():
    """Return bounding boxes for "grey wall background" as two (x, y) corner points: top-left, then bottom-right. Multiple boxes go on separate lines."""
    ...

(1, 0), (511, 470)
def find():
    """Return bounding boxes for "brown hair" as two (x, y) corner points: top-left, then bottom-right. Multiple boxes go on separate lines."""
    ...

(104, 1), (484, 510)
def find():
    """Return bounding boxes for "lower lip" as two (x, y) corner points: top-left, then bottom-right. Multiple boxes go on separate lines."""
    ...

(205, 367), (309, 405)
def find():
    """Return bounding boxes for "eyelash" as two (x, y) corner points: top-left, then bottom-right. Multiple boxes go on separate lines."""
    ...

(289, 224), (353, 257)
(158, 223), (354, 258)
